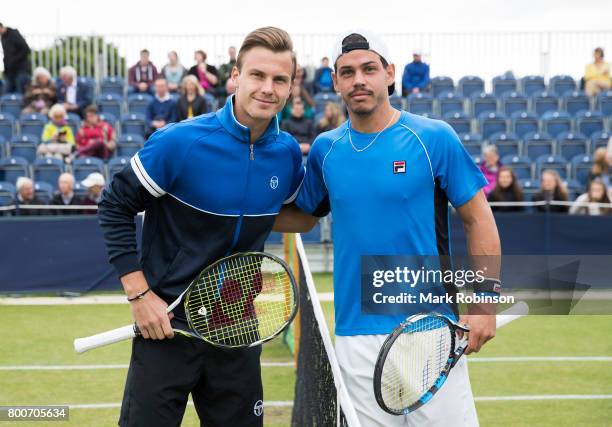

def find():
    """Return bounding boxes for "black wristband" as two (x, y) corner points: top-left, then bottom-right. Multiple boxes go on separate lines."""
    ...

(474, 278), (502, 294)
(127, 287), (151, 302)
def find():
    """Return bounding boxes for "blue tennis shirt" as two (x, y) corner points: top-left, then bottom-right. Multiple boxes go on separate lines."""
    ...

(295, 110), (487, 336)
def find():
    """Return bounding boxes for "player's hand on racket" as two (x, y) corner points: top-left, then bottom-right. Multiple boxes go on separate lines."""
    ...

(458, 313), (496, 354)
(123, 271), (174, 340)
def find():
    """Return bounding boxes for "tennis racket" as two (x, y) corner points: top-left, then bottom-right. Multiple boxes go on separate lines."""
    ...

(373, 301), (529, 415)
(74, 252), (298, 353)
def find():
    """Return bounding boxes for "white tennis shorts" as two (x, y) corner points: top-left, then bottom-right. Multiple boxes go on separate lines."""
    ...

(335, 334), (479, 427)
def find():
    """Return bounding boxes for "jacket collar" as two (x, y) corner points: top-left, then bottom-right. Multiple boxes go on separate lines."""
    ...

(216, 95), (279, 144)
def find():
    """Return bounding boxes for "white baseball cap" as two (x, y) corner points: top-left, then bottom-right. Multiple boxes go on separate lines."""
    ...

(332, 29), (395, 95)
(81, 172), (105, 188)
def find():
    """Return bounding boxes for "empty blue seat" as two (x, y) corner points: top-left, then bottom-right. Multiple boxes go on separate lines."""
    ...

(203, 92), (219, 112)
(492, 75), (517, 97)
(520, 75), (546, 97)
(0, 156), (29, 183)
(66, 113), (81, 136)
(596, 90), (612, 116)
(431, 76), (454, 97)
(444, 112), (471, 135)
(0, 113), (15, 141)
(128, 93), (153, 116)
(557, 132), (588, 159)
(549, 75), (576, 97)
(389, 94), (403, 110)
(117, 133), (144, 157)
(511, 111), (539, 138)
(459, 133), (482, 156)
(563, 91), (590, 116)
(72, 156), (105, 181)
(590, 131), (610, 153)
(471, 92), (497, 117)
(9, 139), (37, 163)
(519, 178), (540, 201)
(77, 77), (96, 102)
(33, 157), (64, 188)
(570, 154), (592, 186)
(536, 154), (568, 179)
(121, 113), (147, 137)
(458, 76), (484, 98)
(438, 92), (464, 116)
(0, 181), (16, 207)
(96, 94), (124, 119)
(101, 76), (125, 96)
(523, 131), (554, 159)
(108, 156), (131, 180)
(479, 111), (508, 139)
(501, 91), (528, 116)
(313, 92), (340, 113)
(0, 93), (23, 117)
(19, 113), (47, 137)
(532, 91), (559, 117)
(575, 111), (604, 138)
(501, 154), (532, 180)
(34, 181), (54, 204)
(541, 110), (572, 138)
(489, 132), (521, 157)
(406, 92), (434, 115)
(0, 135), (6, 159)
(98, 112), (117, 127)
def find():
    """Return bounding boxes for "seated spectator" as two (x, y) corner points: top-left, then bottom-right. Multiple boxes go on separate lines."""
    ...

(479, 144), (501, 196)
(313, 57), (334, 94)
(281, 83), (315, 121)
(281, 98), (315, 155)
(146, 78), (177, 135)
(50, 172), (83, 215)
(570, 179), (611, 216)
(22, 66), (56, 115)
(402, 49), (430, 96)
(38, 103), (75, 162)
(532, 170), (569, 213)
(487, 166), (524, 212)
(218, 46), (237, 94)
(162, 51), (186, 93)
(584, 47), (611, 97)
(188, 50), (219, 92)
(81, 172), (105, 213)
(316, 102), (345, 134)
(176, 75), (208, 121)
(75, 105), (116, 160)
(15, 177), (45, 216)
(128, 49), (158, 95)
(589, 147), (611, 188)
(56, 65), (91, 118)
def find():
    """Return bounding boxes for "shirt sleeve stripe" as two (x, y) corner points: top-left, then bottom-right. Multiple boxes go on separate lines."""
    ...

(283, 165), (306, 205)
(130, 154), (166, 197)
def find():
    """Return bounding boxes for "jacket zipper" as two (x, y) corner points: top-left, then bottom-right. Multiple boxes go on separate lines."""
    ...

(226, 142), (255, 255)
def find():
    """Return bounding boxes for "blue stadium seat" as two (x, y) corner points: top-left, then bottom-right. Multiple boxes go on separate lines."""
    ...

(101, 76), (125, 96)
(563, 91), (590, 116)
(0, 135), (6, 159)
(479, 112), (508, 139)
(108, 156), (131, 180)
(549, 75), (576, 97)
(590, 131), (610, 153)
(66, 113), (81, 136)
(523, 131), (554, 159)
(72, 156), (105, 181)
(0, 156), (29, 183)
(532, 91), (559, 117)
(541, 110), (572, 138)
(9, 138), (37, 163)
(519, 178), (540, 201)
(520, 75), (546, 97)
(19, 113), (47, 138)
(458, 76), (484, 98)
(444, 112), (471, 135)
(0, 93), (23, 117)
(438, 92), (464, 116)
(33, 157), (64, 188)
(557, 132), (588, 159)
(535, 154), (568, 179)
(77, 77), (96, 102)
(564, 179), (584, 199)
(596, 90), (612, 116)
(120, 113), (147, 137)
(492, 74), (517, 97)
(459, 133), (482, 156)
(73, 182), (88, 198)
(406, 92), (434, 115)
(203, 92), (219, 112)
(0, 113), (15, 141)
(431, 76), (454, 97)
(313, 93), (340, 113)
(575, 111), (604, 138)
(501, 155), (532, 180)
(489, 132), (521, 157)
(96, 94), (124, 119)
(471, 92), (497, 117)
(570, 154), (592, 186)
(98, 112), (117, 128)
(0, 181), (16, 207)
(127, 93), (153, 116)
(389, 94), (403, 110)
(117, 133), (144, 157)
(34, 181), (54, 204)
(501, 91), (528, 116)
(511, 111), (539, 138)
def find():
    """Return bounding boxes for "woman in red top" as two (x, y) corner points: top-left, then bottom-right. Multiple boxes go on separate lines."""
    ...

(76, 105), (116, 159)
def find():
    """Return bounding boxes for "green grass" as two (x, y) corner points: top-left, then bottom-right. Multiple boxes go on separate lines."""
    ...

(1, 273), (612, 426)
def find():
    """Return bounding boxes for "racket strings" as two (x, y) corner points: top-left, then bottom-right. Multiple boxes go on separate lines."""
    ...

(380, 316), (452, 412)
(185, 254), (296, 347)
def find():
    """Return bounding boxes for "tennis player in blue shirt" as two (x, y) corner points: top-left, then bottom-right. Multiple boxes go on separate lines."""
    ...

(275, 30), (501, 426)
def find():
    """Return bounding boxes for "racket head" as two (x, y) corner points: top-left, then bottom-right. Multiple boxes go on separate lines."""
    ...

(183, 252), (298, 348)
(374, 313), (462, 415)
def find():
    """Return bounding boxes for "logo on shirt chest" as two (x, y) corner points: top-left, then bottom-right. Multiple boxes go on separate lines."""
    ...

(393, 160), (406, 174)
(270, 176), (279, 189)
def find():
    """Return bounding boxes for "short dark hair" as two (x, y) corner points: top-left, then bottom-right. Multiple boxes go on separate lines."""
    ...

(595, 47), (605, 58)
(84, 105), (98, 115)
(334, 33), (388, 70)
(140, 49), (150, 55)
(195, 50), (207, 61)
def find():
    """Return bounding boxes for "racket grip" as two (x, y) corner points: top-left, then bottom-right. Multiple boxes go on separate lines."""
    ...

(496, 301), (529, 328)
(74, 324), (137, 354)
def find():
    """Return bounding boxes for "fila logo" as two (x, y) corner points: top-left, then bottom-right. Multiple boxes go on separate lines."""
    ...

(270, 176), (279, 189)
(393, 160), (406, 174)
(253, 400), (264, 416)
